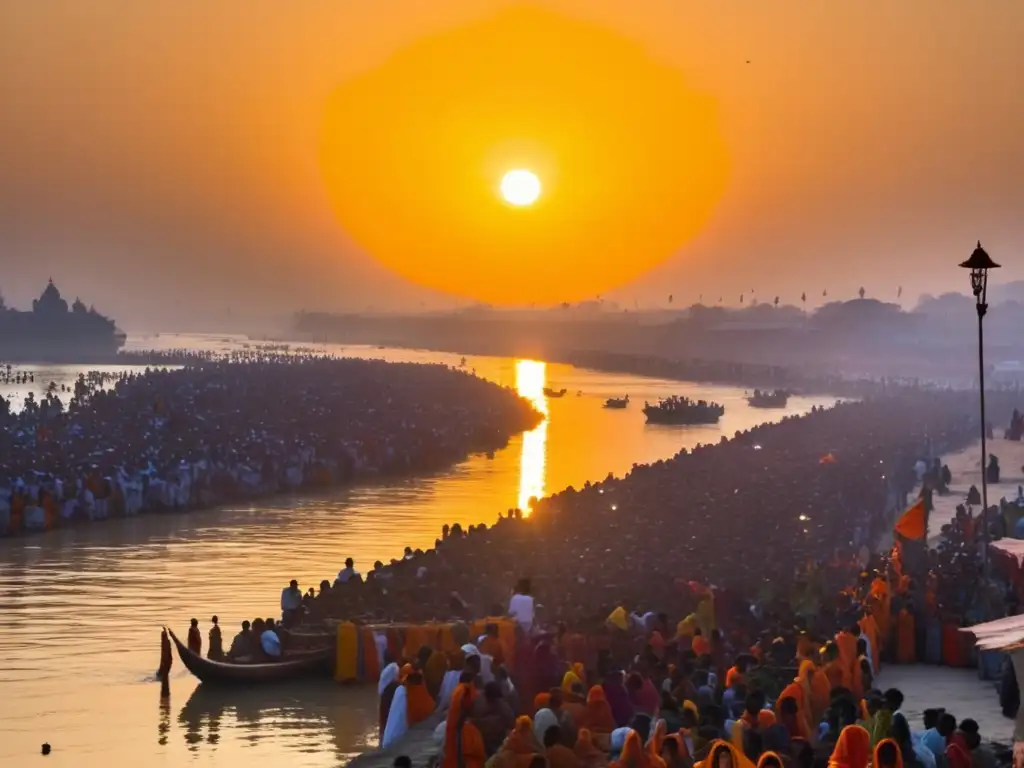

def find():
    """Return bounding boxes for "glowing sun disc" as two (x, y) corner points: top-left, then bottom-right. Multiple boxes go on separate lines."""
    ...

(500, 169), (541, 206)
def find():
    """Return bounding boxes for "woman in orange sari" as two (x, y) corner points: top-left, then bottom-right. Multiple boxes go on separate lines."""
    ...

(857, 611), (880, 674)
(822, 643), (845, 692)
(827, 725), (870, 768)
(896, 607), (916, 665)
(755, 752), (783, 768)
(696, 739), (755, 768)
(585, 686), (616, 749)
(612, 731), (647, 768)
(405, 671), (436, 726)
(776, 671), (812, 742)
(442, 684), (486, 768)
(872, 738), (903, 768)
(494, 717), (542, 768)
(808, 660), (831, 724)
(834, 629), (857, 688)
(574, 729), (606, 768)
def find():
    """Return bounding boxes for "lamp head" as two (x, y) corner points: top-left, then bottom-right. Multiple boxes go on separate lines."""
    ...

(959, 241), (1000, 299)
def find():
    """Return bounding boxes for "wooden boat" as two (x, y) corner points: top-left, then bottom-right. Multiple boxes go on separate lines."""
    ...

(747, 389), (790, 409)
(543, 387), (567, 398)
(642, 396), (724, 425)
(604, 395), (629, 409)
(168, 629), (333, 685)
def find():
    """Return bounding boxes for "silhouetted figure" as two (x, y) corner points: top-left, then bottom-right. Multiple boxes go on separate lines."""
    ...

(987, 455), (1001, 485)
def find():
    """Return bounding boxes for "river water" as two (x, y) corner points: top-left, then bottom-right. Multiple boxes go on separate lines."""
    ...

(0, 334), (837, 767)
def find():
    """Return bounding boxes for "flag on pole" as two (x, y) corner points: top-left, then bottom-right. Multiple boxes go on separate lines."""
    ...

(894, 497), (927, 540)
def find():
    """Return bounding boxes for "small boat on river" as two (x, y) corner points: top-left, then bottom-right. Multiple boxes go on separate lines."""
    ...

(168, 629), (333, 685)
(543, 387), (567, 398)
(747, 389), (790, 409)
(643, 396), (724, 425)
(604, 395), (629, 409)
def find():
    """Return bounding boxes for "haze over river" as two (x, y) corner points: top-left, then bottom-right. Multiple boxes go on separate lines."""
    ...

(0, 334), (837, 767)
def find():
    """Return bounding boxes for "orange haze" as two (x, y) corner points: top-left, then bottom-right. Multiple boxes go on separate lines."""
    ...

(322, 5), (727, 304)
(0, 1), (1021, 327)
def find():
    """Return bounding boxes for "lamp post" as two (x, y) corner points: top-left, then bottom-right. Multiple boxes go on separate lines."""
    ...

(959, 241), (1000, 582)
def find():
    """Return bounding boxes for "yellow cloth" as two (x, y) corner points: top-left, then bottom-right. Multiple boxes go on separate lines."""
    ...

(676, 615), (698, 638)
(334, 621), (359, 682)
(607, 607), (628, 631)
(562, 670), (582, 692)
(696, 596), (715, 636)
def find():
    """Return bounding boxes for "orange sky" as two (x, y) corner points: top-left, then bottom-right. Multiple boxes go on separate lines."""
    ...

(0, 1), (1021, 327)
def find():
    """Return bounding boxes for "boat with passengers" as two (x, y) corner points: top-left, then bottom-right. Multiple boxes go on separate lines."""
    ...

(747, 388), (790, 408)
(642, 395), (724, 425)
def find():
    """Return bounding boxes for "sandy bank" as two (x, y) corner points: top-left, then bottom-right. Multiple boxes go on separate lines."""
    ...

(930, 438), (1024, 540)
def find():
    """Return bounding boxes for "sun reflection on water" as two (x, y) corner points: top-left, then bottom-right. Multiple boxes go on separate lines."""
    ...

(515, 359), (548, 514)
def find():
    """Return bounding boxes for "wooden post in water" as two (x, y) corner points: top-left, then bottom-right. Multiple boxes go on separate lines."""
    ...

(158, 627), (172, 697)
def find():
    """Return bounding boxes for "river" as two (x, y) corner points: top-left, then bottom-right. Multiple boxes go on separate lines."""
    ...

(0, 334), (838, 767)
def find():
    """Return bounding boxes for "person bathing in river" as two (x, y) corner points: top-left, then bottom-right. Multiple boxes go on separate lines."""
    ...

(187, 618), (202, 655)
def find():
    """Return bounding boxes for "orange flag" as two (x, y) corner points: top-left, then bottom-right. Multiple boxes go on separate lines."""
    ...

(893, 498), (926, 540)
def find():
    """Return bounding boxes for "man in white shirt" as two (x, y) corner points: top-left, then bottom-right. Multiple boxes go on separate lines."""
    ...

(280, 579), (302, 626)
(336, 558), (360, 585)
(508, 578), (535, 633)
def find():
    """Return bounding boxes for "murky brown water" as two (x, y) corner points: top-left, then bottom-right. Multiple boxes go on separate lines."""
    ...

(0, 334), (837, 767)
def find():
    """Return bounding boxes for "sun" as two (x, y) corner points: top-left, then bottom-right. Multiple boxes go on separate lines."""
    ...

(500, 169), (541, 207)
(321, 4), (729, 305)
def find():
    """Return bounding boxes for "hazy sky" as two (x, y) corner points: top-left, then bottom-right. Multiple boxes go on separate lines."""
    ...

(1, 1), (1021, 330)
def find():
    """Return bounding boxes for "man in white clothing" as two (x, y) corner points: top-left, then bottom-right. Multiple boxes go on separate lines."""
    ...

(508, 577), (535, 633)
(336, 557), (360, 585)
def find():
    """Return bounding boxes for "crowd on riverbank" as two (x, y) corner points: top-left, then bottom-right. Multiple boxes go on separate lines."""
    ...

(323, 393), (1024, 765)
(265, 389), (1024, 764)
(0, 357), (539, 535)
(304, 390), (1006, 627)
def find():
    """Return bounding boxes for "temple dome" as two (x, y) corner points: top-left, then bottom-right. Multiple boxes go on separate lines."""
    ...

(33, 279), (69, 314)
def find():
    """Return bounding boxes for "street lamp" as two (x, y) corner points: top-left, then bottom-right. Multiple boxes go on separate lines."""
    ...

(959, 241), (1000, 581)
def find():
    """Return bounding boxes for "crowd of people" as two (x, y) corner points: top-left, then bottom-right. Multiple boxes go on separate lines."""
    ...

(303, 390), (1002, 627)
(274, 389), (1024, 765)
(0, 356), (539, 535)
(370, 610), (1008, 768)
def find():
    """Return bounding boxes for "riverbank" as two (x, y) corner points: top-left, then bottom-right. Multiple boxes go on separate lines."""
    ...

(0, 357), (540, 538)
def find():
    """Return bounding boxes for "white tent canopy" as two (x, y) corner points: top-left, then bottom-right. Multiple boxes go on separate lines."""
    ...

(962, 613), (1024, 650)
